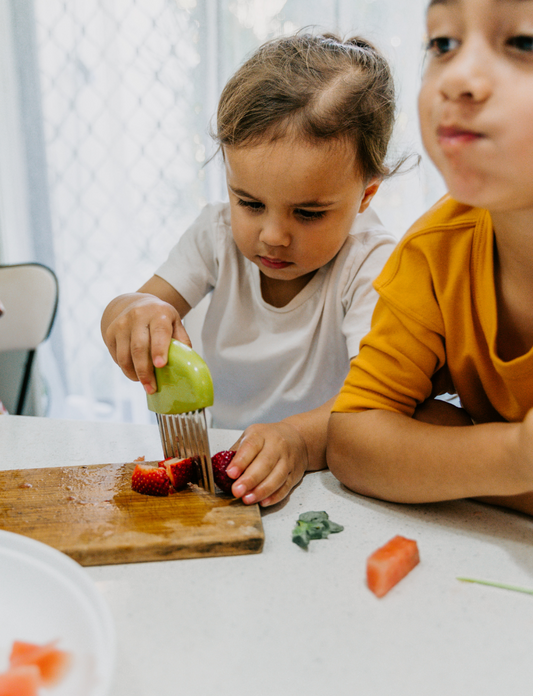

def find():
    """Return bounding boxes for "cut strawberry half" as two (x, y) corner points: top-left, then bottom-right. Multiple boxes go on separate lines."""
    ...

(131, 463), (170, 496)
(161, 456), (198, 491)
(211, 450), (236, 494)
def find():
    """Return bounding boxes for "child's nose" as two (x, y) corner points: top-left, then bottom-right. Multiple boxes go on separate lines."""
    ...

(439, 40), (492, 103)
(259, 218), (291, 247)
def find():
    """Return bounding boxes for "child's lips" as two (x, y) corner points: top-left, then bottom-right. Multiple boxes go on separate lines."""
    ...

(259, 256), (292, 270)
(437, 125), (483, 146)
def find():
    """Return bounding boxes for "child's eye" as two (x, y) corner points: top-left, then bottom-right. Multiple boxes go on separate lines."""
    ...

(237, 199), (264, 212)
(426, 36), (459, 56)
(294, 208), (327, 221)
(507, 35), (533, 52)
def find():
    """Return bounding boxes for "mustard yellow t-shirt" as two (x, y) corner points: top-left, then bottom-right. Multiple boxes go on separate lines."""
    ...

(334, 195), (533, 424)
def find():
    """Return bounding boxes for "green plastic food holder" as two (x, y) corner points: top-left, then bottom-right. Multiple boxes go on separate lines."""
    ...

(146, 340), (214, 415)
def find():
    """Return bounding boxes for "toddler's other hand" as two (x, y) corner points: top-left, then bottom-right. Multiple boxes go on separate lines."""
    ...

(226, 422), (309, 507)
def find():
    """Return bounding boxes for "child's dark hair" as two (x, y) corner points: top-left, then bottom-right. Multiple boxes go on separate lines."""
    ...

(213, 31), (398, 183)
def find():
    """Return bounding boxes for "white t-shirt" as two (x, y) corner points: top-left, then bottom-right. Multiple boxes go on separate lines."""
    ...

(156, 202), (396, 430)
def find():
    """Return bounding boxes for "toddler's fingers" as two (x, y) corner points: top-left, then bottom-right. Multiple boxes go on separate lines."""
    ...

(235, 458), (289, 503)
(227, 431), (265, 478)
(149, 321), (174, 370)
(259, 479), (294, 507)
(130, 324), (158, 393)
(113, 333), (141, 383)
(172, 321), (192, 348)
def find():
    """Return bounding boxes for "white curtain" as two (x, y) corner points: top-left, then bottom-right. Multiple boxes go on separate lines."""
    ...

(0, 0), (445, 422)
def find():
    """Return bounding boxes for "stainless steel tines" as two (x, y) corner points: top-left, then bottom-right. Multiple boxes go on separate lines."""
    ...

(147, 340), (215, 494)
(156, 409), (215, 494)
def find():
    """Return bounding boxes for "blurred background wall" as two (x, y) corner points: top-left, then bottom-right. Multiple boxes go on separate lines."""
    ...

(0, 0), (444, 420)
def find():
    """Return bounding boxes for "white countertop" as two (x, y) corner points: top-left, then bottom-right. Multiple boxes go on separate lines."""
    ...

(1, 415), (533, 696)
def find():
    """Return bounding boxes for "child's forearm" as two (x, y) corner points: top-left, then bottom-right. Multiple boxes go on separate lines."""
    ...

(282, 398), (336, 473)
(327, 410), (533, 504)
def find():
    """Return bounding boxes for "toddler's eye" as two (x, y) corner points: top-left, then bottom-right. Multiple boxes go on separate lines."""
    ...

(295, 208), (326, 221)
(507, 35), (533, 52)
(426, 36), (459, 56)
(237, 199), (264, 212)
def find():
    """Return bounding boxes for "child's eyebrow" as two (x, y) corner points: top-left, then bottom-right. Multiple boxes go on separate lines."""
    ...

(229, 186), (335, 208)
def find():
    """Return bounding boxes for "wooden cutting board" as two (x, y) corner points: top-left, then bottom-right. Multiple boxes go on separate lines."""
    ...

(0, 461), (264, 566)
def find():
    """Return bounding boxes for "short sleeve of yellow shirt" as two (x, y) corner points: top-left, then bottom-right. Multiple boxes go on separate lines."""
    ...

(333, 195), (533, 424)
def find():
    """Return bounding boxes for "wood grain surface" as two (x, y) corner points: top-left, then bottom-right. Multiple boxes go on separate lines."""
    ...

(0, 461), (264, 565)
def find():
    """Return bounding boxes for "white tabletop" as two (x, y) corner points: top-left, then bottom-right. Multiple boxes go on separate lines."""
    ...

(1, 415), (533, 696)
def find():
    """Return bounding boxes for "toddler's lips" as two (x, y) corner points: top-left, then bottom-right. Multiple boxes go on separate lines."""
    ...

(259, 256), (292, 270)
(437, 125), (483, 144)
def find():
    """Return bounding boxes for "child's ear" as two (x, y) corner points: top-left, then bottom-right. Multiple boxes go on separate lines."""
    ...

(358, 177), (381, 213)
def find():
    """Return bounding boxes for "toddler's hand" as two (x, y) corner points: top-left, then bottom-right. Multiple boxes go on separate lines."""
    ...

(102, 292), (190, 394)
(225, 422), (309, 507)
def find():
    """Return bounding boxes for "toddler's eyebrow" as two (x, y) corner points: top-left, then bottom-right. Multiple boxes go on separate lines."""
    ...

(289, 199), (336, 208)
(229, 186), (335, 208)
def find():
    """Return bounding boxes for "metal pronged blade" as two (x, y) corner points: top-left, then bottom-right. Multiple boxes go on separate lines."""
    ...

(156, 409), (214, 493)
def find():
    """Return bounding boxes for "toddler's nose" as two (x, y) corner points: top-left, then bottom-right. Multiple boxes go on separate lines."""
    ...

(259, 220), (291, 247)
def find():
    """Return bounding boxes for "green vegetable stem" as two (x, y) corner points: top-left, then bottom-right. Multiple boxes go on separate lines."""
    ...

(457, 577), (533, 596)
(292, 511), (344, 550)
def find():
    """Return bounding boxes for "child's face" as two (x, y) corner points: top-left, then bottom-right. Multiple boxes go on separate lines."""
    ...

(419, 0), (533, 214)
(224, 137), (378, 292)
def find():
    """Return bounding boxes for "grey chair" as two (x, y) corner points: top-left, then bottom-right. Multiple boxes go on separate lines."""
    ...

(0, 263), (59, 414)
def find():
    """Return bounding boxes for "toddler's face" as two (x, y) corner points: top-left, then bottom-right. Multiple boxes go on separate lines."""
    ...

(224, 136), (378, 294)
(419, 0), (533, 214)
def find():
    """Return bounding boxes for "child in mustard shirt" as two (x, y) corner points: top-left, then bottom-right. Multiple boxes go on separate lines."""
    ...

(328, 0), (533, 516)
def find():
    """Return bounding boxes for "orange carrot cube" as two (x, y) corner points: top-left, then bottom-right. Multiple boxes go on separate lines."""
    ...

(10, 640), (71, 687)
(0, 665), (41, 696)
(367, 535), (420, 597)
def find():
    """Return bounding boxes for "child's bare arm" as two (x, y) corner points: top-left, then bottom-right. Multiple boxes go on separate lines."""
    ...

(101, 275), (192, 394)
(327, 409), (533, 507)
(413, 398), (473, 426)
(412, 399), (533, 515)
(473, 492), (533, 516)
(225, 398), (334, 507)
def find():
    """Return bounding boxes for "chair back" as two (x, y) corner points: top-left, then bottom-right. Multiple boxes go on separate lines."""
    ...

(0, 263), (58, 352)
(0, 263), (59, 414)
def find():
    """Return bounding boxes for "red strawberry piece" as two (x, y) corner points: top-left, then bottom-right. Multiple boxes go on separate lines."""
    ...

(211, 450), (236, 494)
(188, 456), (200, 484)
(131, 463), (170, 496)
(163, 457), (197, 491)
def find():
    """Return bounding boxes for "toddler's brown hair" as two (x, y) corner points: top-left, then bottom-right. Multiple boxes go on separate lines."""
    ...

(214, 32), (398, 182)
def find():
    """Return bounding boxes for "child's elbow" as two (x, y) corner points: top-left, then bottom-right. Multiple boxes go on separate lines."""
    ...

(327, 411), (373, 495)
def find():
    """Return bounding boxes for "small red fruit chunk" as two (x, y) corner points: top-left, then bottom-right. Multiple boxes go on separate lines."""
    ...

(131, 463), (170, 496)
(211, 450), (236, 494)
(10, 640), (71, 687)
(0, 665), (41, 696)
(162, 456), (197, 491)
(367, 535), (420, 598)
